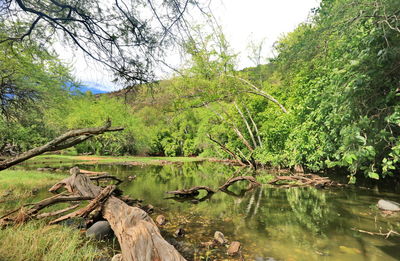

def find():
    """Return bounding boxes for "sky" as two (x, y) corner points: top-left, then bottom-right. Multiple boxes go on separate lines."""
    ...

(57, 0), (320, 92)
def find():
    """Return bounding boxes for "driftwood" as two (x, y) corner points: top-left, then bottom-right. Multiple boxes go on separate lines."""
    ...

(0, 120), (123, 171)
(89, 174), (123, 185)
(351, 228), (400, 239)
(166, 176), (261, 203)
(79, 169), (110, 175)
(166, 186), (216, 197)
(219, 176), (261, 191)
(2, 167), (185, 261)
(267, 174), (342, 188)
(36, 204), (80, 219)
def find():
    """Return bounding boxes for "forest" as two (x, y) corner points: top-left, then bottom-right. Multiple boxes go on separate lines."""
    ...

(0, 0), (400, 261)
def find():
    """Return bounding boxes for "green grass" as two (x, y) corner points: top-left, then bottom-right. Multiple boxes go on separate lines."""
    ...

(24, 154), (205, 165)
(0, 220), (111, 261)
(0, 170), (116, 260)
(0, 170), (67, 197)
(0, 170), (69, 216)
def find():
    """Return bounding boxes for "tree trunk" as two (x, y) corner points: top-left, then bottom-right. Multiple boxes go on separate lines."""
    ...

(0, 120), (123, 171)
(50, 167), (186, 261)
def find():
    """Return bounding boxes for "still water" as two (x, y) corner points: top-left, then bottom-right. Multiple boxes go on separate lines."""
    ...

(73, 162), (400, 261)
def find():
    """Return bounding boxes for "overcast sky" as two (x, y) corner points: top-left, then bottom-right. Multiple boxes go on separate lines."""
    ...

(58, 0), (320, 91)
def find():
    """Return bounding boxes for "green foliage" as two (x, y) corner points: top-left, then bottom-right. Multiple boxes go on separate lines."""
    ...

(269, 0), (400, 180)
(0, 29), (72, 155)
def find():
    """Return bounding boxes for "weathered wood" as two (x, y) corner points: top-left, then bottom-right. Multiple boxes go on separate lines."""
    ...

(36, 204), (80, 219)
(219, 176), (261, 191)
(103, 197), (185, 261)
(267, 174), (342, 188)
(0, 120), (123, 171)
(79, 169), (110, 175)
(53, 167), (186, 261)
(89, 174), (123, 185)
(166, 186), (216, 197)
(49, 185), (116, 225)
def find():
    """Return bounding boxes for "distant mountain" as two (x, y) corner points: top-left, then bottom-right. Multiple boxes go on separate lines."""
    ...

(77, 85), (108, 94)
(67, 81), (117, 94)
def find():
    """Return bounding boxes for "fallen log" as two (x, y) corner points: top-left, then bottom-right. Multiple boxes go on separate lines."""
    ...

(79, 169), (110, 175)
(89, 174), (123, 185)
(0, 120), (123, 171)
(1, 167), (186, 260)
(0, 194), (93, 225)
(36, 204), (80, 219)
(166, 186), (216, 197)
(219, 176), (261, 191)
(267, 174), (342, 188)
(52, 167), (186, 261)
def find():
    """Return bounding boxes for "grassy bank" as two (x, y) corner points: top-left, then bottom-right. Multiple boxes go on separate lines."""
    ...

(0, 220), (110, 261)
(21, 154), (206, 165)
(0, 170), (69, 214)
(0, 170), (115, 260)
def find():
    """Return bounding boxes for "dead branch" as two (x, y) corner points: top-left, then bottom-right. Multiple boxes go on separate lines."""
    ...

(268, 174), (343, 188)
(89, 174), (123, 185)
(245, 106), (262, 147)
(227, 75), (288, 113)
(207, 134), (247, 166)
(166, 186), (216, 197)
(234, 102), (257, 149)
(79, 169), (110, 175)
(351, 228), (400, 239)
(36, 204), (80, 219)
(0, 194), (93, 224)
(0, 120), (124, 171)
(49, 185), (116, 225)
(219, 176), (261, 191)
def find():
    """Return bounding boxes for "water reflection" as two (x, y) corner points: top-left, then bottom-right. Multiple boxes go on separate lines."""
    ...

(20, 161), (400, 260)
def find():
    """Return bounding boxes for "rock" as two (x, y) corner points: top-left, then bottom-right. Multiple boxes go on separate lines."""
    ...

(156, 215), (166, 225)
(166, 237), (194, 260)
(111, 254), (122, 261)
(378, 199), (400, 211)
(86, 221), (113, 239)
(127, 175), (137, 181)
(214, 231), (228, 245)
(201, 241), (215, 248)
(174, 227), (185, 237)
(227, 241), (241, 256)
(62, 217), (86, 229)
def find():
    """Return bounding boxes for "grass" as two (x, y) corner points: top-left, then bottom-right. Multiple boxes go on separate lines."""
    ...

(0, 170), (67, 198)
(23, 154), (205, 165)
(0, 169), (116, 260)
(0, 220), (110, 261)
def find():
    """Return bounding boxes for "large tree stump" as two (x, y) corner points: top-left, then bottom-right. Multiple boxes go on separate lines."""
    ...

(3, 167), (184, 261)
(50, 167), (185, 261)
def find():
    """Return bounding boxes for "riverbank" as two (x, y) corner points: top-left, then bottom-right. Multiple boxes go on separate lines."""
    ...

(0, 170), (116, 261)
